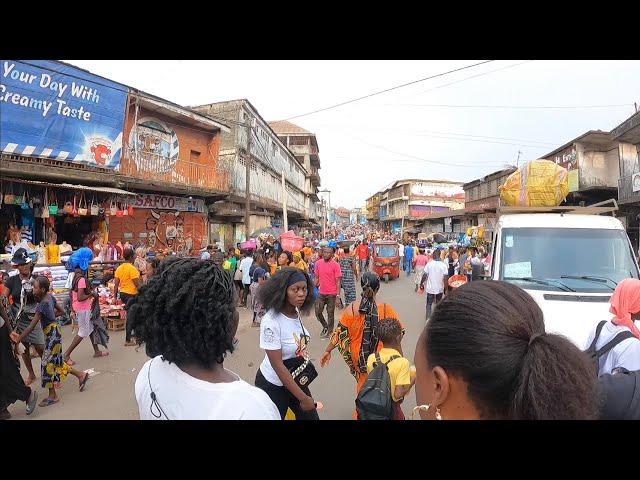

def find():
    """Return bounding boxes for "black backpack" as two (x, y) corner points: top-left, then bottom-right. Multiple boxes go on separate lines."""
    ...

(584, 320), (636, 375)
(356, 352), (400, 420)
(597, 368), (640, 420)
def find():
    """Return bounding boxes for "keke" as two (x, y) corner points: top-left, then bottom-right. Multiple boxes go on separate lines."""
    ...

(372, 240), (400, 283)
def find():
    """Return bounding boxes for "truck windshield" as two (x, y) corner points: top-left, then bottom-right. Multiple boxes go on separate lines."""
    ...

(500, 227), (639, 293)
(376, 245), (397, 257)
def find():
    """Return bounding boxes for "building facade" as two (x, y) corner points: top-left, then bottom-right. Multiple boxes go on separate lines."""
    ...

(191, 100), (311, 248)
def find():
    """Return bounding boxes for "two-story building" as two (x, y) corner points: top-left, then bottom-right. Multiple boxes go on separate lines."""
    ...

(613, 111), (640, 248)
(366, 192), (382, 223)
(191, 100), (311, 248)
(1, 60), (229, 255)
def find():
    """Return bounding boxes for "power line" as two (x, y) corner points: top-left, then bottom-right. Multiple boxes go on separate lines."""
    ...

(281, 60), (494, 121)
(382, 103), (633, 110)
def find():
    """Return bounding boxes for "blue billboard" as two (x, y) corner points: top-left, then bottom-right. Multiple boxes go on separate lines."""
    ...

(0, 60), (128, 169)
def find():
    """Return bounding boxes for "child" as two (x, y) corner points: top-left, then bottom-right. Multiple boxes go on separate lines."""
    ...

(10, 276), (89, 407)
(366, 318), (415, 420)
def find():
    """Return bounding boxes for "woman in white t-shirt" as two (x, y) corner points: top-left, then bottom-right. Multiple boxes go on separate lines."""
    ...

(129, 257), (280, 420)
(255, 267), (320, 420)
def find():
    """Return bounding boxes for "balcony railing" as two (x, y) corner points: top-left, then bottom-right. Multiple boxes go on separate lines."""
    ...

(119, 156), (230, 192)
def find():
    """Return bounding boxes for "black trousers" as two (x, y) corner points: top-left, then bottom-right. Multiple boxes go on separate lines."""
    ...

(254, 369), (319, 420)
(0, 323), (31, 412)
(120, 293), (136, 342)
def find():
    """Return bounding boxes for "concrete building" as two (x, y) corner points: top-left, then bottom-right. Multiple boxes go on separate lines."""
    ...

(268, 120), (322, 223)
(613, 111), (640, 247)
(190, 100), (311, 248)
(378, 179), (464, 234)
(366, 192), (383, 223)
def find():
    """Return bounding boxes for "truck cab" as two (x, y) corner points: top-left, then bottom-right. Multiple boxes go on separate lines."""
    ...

(489, 203), (639, 348)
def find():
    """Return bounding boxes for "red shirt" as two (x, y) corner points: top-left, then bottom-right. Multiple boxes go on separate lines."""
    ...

(356, 244), (369, 260)
(315, 259), (342, 295)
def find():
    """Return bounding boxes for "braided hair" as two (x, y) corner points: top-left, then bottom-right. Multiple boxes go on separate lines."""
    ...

(127, 257), (238, 368)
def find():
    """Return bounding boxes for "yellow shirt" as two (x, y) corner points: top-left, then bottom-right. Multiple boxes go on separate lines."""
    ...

(115, 262), (140, 295)
(45, 243), (60, 264)
(366, 347), (411, 402)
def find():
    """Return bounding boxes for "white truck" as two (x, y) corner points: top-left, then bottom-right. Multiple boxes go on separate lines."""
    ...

(488, 200), (639, 348)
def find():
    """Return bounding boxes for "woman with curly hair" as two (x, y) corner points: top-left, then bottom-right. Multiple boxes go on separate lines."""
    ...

(129, 257), (279, 420)
(255, 267), (320, 420)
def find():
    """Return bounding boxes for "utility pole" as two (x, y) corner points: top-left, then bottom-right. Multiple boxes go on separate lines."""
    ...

(281, 170), (288, 232)
(244, 120), (252, 241)
(322, 199), (326, 239)
(516, 150), (522, 168)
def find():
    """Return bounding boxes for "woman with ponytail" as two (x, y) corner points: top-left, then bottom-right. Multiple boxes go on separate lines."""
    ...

(320, 272), (402, 394)
(412, 280), (599, 420)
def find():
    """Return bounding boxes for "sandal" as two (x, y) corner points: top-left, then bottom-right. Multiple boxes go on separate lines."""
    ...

(93, 351), (110, 358)
(26, 390), (38, 415)
(66, 358), (76, 366)
(79, 372), (89, 392)
(39, 397), (60, 407)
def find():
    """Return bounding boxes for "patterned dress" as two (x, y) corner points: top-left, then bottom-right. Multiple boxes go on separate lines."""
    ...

(339, 256), (357, 306)
(37, 295), (70, 389)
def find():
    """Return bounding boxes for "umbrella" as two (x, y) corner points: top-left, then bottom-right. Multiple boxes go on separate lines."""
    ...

(250, 227), (282, 238)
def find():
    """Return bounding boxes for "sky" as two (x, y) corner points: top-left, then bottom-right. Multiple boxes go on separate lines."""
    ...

(65, 60), (640, 209)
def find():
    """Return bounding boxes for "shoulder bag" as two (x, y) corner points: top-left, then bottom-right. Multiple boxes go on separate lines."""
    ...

(282, 312), (318, 388)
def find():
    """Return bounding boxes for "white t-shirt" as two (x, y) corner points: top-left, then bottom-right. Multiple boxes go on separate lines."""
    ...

(259, 308), (310, 386)
(135, 356), (280, 420)
(424, 260), (448, 294)
(398, 244), (404, 257)
(583, 321), (640, 376)
(239, 257), (253, 285)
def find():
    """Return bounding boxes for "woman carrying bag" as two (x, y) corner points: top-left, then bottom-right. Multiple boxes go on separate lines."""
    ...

(255, 267), (320, 420)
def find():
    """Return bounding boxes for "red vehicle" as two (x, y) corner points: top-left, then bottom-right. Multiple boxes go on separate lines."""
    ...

(372, 241), (400, 283)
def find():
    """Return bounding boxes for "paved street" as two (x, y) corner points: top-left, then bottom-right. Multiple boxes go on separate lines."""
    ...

(7, 270), (424, 420)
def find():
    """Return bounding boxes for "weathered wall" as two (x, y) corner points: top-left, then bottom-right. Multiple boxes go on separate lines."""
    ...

(577, 143), (619, 189)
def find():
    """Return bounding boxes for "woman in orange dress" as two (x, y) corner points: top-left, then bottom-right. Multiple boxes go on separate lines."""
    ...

(320, 272), (401, 394)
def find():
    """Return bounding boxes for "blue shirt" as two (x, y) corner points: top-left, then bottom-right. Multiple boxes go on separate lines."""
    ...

(404, 245), (414, 260)
(35, 294), (57, 328)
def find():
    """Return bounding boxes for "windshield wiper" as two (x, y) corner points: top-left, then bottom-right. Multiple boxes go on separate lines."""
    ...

(504, 277), (575, 292)
(560, 275), (616, 291)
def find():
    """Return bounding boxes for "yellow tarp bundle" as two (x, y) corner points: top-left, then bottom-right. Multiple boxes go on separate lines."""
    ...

(499, 159), (569, 207)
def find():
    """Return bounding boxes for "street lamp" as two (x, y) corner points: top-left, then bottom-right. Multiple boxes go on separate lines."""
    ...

(318, 189), (331, 238)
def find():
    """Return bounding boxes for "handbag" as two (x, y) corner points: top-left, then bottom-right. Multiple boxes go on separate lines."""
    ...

(42, 189), (51, 218)
(48, 189), (58, 215)
(281, 315), (317, 388)
(4, 183), (14, 204)
(116, 202), (124, 217)
(78, 193), (88, 216)
(63, 198), (73, 214)
(21, 190), (29, 210)
(71, 194), (79, 216)
(233, 266), (243, 281)
(128, 204), (134, 216)
(109, 201), (117, 216)
(90, 197), (99, 216)
(122, 201), (129, 216)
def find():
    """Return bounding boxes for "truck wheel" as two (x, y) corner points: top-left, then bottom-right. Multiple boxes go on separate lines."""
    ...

(384, 273), (390, 284)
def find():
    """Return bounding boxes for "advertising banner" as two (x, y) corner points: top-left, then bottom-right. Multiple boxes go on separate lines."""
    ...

(0, 60), (127, 169)
(133, 193), (204, 213)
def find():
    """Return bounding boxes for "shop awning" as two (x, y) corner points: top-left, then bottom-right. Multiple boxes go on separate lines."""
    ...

(2, 177), (136, 196)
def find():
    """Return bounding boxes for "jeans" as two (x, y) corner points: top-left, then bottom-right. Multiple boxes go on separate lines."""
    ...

(359, 259), (367, 274)
(120, 292), (136, 342)
(254, 369), (320, 420)
(425, 292), (443, 320)
(405, 258), (413, 276)
(315, 294), (337, 330)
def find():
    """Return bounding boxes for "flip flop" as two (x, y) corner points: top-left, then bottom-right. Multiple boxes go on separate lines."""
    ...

(93, 351), (109, 358)
(39, 398), (59, 407)
(79, 372), (89, 392)
(26, 390), (38, 415)
(66, 358), (76, 366)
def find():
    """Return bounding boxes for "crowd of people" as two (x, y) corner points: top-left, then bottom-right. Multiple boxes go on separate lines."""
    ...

(2, 223), (640, 421)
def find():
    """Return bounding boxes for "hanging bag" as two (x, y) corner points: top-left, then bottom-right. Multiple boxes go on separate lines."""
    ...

(116, 201), (124, 217)
(42, 189), (50, 218)
(63, 194), (73, 214)
(122, 201), (129, 216)
(14, 187), (24, 205)
(21, 190), (30, 210)
(71, 193), (79, 217)
(78, 193), (88, 216)
(109, 200), (117, 216)
(90, 196), (99, 216)
(128, 203), (135, 216)
(48, 189), (59, 215)
(4, 183), (14, 205)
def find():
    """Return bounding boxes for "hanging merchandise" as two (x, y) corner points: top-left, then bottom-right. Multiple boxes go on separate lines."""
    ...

(63, 195), (73, 214)
(127, 203), (134, 216)
(42, 189), (51, 218)
(115, 201), (124, 217)
(90, 196), (99, 216)
(109, 200), (117, 216)
(4, 183), (14, 204)
(14, 187), (24, 206)
(20, 190), (29, 210)
(122, 200), (129, 216)
(78, 193), (88, 216)
(0, 181), (3, 205)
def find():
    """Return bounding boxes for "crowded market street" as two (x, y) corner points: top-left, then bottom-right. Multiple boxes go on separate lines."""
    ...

(6, 267), (423, 420)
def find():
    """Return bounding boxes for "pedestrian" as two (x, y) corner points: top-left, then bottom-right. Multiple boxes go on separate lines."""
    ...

(412, 281), (599, 420)
(238, 249), (253, 308)
(233, 251), (245, 304)
(356, 240), (369, 277)
(398, 240), (404, 271)
(63, 255), (109, 365)
(134, 247), (148, 282)
(338, 246), (357, 307)
(114, 248), (142, 347)
(255, 268), (320, 420)
(458, 246), (470, 282)
(250, 267), (269, 328)
(145, 257), (161, 281)
(470, 247), (485, 281)
(584, 278), (640, 376)
(320, 272), (400, 395)
(445, 247), (458, 280)
(227, 248), (238, 275)
(422, 249), (449, 320)
(365, 318), (414, 420)
(2, 248), (43, 386)
(413, 248), (429, 292)
(277, 251), (295, 270)
(292, 251), (308, 273)
(10, 276), (89, 407)
(314, 246), (342, 339)
(0, 288), (39, 419)
(88, 280), (110, 356)
(200, 244), (214, 261)
(129, 258), (280, 420)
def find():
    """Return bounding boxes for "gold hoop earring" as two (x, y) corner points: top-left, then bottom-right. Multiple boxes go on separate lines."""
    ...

(411, 404), (430, 420)
(435, 406), (443, 420)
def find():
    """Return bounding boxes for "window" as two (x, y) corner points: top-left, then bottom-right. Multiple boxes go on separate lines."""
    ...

(190, 150), (201, 162)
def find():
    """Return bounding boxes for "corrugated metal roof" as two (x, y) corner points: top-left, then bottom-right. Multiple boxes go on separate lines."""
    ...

(268, 120), (312, 135)
(3, 177), (136, 196)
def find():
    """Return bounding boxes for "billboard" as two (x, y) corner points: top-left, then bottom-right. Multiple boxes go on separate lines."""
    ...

(0, 60), (127, 169)
(411, 182), (464, 198)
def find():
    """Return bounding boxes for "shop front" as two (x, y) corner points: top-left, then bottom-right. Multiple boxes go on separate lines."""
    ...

(107, 193), (207, 256)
